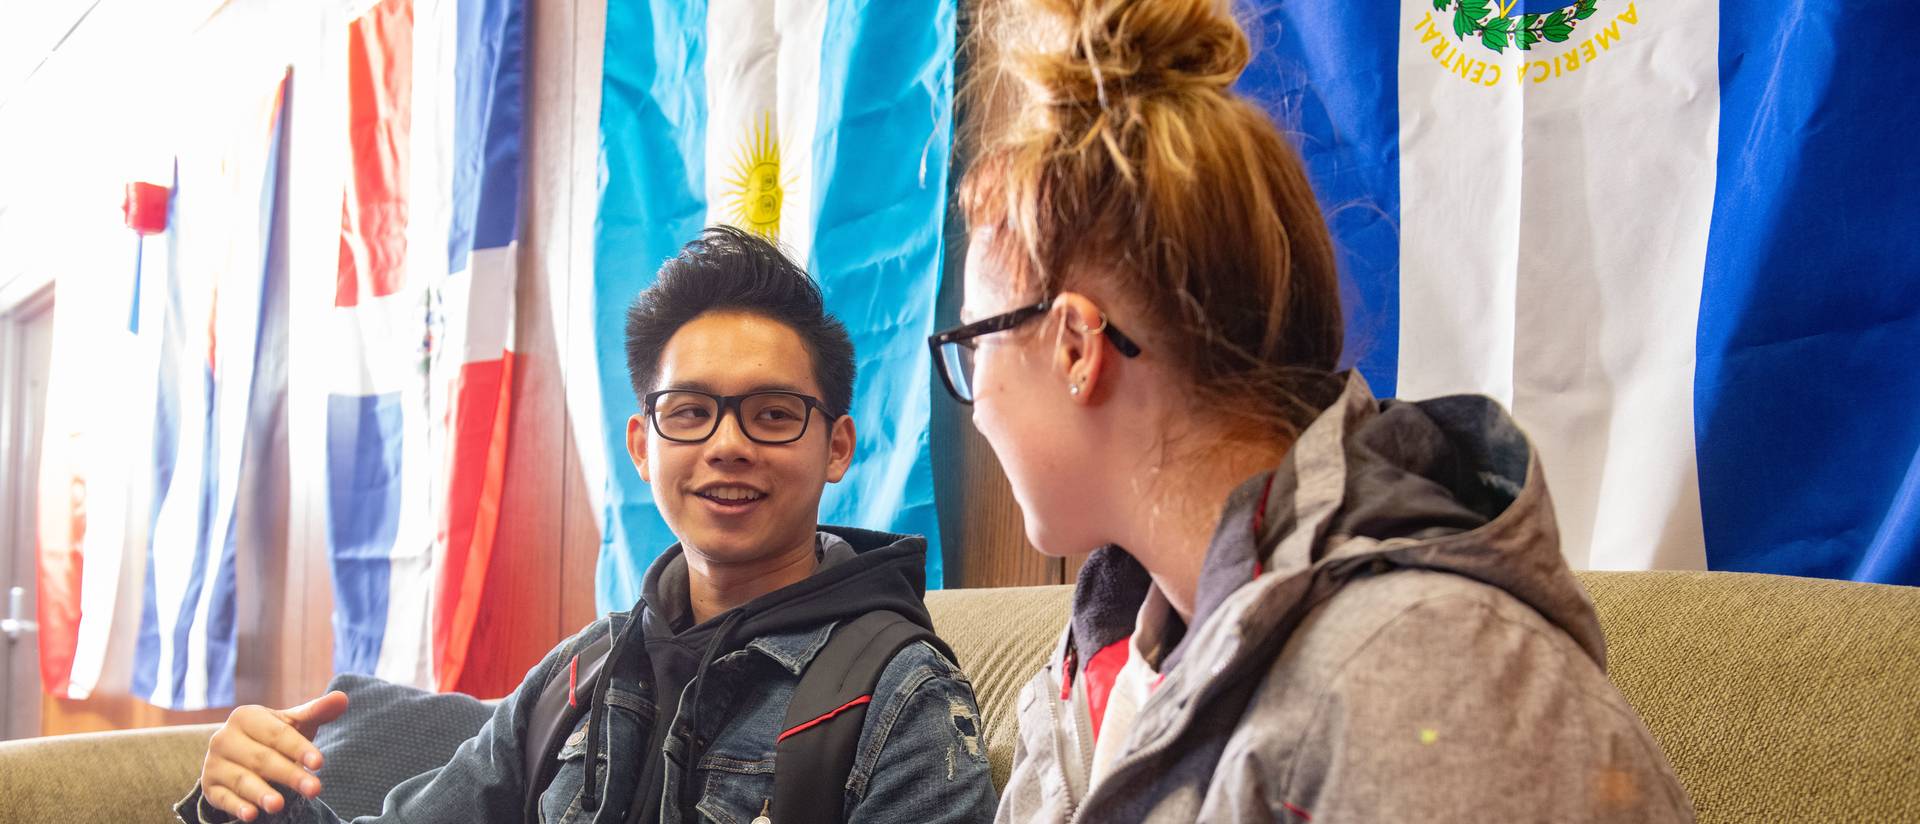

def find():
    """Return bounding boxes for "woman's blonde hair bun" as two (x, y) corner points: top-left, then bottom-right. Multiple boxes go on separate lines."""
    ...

(1010, 0), (1250, 111)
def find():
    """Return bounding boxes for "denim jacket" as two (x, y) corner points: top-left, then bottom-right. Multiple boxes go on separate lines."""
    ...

(180, 531), (995, 824)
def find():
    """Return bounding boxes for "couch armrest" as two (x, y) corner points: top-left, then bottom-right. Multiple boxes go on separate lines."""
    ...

(0, 723), (220, 823)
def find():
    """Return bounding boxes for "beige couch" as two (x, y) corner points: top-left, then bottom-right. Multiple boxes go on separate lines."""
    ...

(4, 571), (1916, 822)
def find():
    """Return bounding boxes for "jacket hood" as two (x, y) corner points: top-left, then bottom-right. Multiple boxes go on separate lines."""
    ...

(1071, 371), (1605, 671)
(639, 525), (937, 645)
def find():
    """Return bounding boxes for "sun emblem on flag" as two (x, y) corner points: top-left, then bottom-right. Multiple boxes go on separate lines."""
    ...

(724, 112), (785, 240)
(1434, 0), (1600, 53)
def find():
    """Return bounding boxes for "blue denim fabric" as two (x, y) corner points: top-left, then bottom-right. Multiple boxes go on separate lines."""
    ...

(178, 611), (995, 824)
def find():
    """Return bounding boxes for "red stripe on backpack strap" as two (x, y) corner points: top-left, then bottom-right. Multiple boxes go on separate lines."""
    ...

(777, 695), (873, 743)
(1253, 473), (1276, 538)
(568, 654), (578, 708)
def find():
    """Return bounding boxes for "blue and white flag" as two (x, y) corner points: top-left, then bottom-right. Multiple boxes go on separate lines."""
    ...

(1241, 0), (1919, 584)
(133, 76), (289, 710)
(588, 0), (956, 610)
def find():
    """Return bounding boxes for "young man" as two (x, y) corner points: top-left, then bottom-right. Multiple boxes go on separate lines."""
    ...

(180, 227), (996, 823)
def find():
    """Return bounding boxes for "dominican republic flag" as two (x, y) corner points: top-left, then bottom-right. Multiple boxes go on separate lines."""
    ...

(1240, 1), (1919, 584)
(589, 0), (955, 610)
(129, 76), (290, 710)
(327, 0), (524, 691)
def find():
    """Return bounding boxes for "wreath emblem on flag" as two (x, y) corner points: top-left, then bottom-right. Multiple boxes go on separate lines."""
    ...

(1434, 0), (1600, 54)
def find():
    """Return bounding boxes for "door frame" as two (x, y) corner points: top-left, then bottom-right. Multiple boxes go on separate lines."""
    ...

(1, 271), (55, 740)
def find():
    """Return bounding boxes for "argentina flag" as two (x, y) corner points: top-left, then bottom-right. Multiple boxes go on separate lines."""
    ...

(587, 0), (956, 610)
(1240, 1), (1919, 584)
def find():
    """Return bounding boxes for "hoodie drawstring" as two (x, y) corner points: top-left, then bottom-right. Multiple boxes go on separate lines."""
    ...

(580, 618), (637, 812)
(668, 609), (744, 814)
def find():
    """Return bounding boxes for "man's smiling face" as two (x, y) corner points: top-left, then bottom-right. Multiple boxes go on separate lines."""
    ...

(628, 310), (855, 568)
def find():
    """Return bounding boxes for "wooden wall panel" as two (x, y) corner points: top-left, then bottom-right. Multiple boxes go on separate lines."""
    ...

(40, 695), (227, 737)
(936, 404), (1064, 588)
(295, 446), (335, 709)
(557, 0), (610, 637)
(556, 0), (606, 637)
(558, 416), (605, 636)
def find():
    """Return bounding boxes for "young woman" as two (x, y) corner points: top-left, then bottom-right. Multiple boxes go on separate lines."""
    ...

(929, 0), (1693, 820)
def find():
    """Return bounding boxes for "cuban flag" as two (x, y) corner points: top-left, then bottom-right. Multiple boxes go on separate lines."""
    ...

(588, 0), (956, 609)
(131, 76), (290, 710)
(35, 191), (166, 702)
(327, 0), (524, 691)
(1242, 0), (1919, 584)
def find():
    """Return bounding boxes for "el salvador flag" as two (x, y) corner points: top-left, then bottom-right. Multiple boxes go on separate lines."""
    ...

(133, 76), (289, 711)
(587, 0), (956, 610)
(1241, 0), (1920, 584)
(327, 0), (524, 690)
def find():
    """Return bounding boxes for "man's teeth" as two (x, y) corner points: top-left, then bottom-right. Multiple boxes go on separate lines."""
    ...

(705, 488), (764, 502)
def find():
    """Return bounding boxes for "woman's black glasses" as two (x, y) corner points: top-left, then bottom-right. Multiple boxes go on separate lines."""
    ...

(927, 302), (1142, 404)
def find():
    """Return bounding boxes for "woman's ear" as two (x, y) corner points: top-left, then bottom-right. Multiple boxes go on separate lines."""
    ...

(825, 414), (857, 483)
(1051, 291), (1110, 404)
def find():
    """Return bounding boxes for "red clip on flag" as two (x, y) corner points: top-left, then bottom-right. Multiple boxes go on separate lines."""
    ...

(123, 181), (170, 235)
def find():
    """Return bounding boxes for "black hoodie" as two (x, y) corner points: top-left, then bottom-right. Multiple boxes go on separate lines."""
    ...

(580, 526), (938, 823)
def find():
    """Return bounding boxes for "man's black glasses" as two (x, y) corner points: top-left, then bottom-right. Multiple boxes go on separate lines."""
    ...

(642, 390), (835, 444)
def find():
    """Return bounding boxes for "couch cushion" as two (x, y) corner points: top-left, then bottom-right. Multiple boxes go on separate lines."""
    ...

(1578, 570), (1920, 822)
(311, 673), (493, 818)
(0, 722), (219, 824)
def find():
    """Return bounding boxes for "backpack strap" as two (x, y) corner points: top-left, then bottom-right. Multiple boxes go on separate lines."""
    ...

(769, 610), (945, 823)
(522, 630), (614, 823)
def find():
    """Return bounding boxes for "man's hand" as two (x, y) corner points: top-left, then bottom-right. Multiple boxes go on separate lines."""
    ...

(198, 691), (349, 821)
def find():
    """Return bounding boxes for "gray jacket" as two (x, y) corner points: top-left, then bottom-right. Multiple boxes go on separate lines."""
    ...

(996, 374), (1694, 823)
